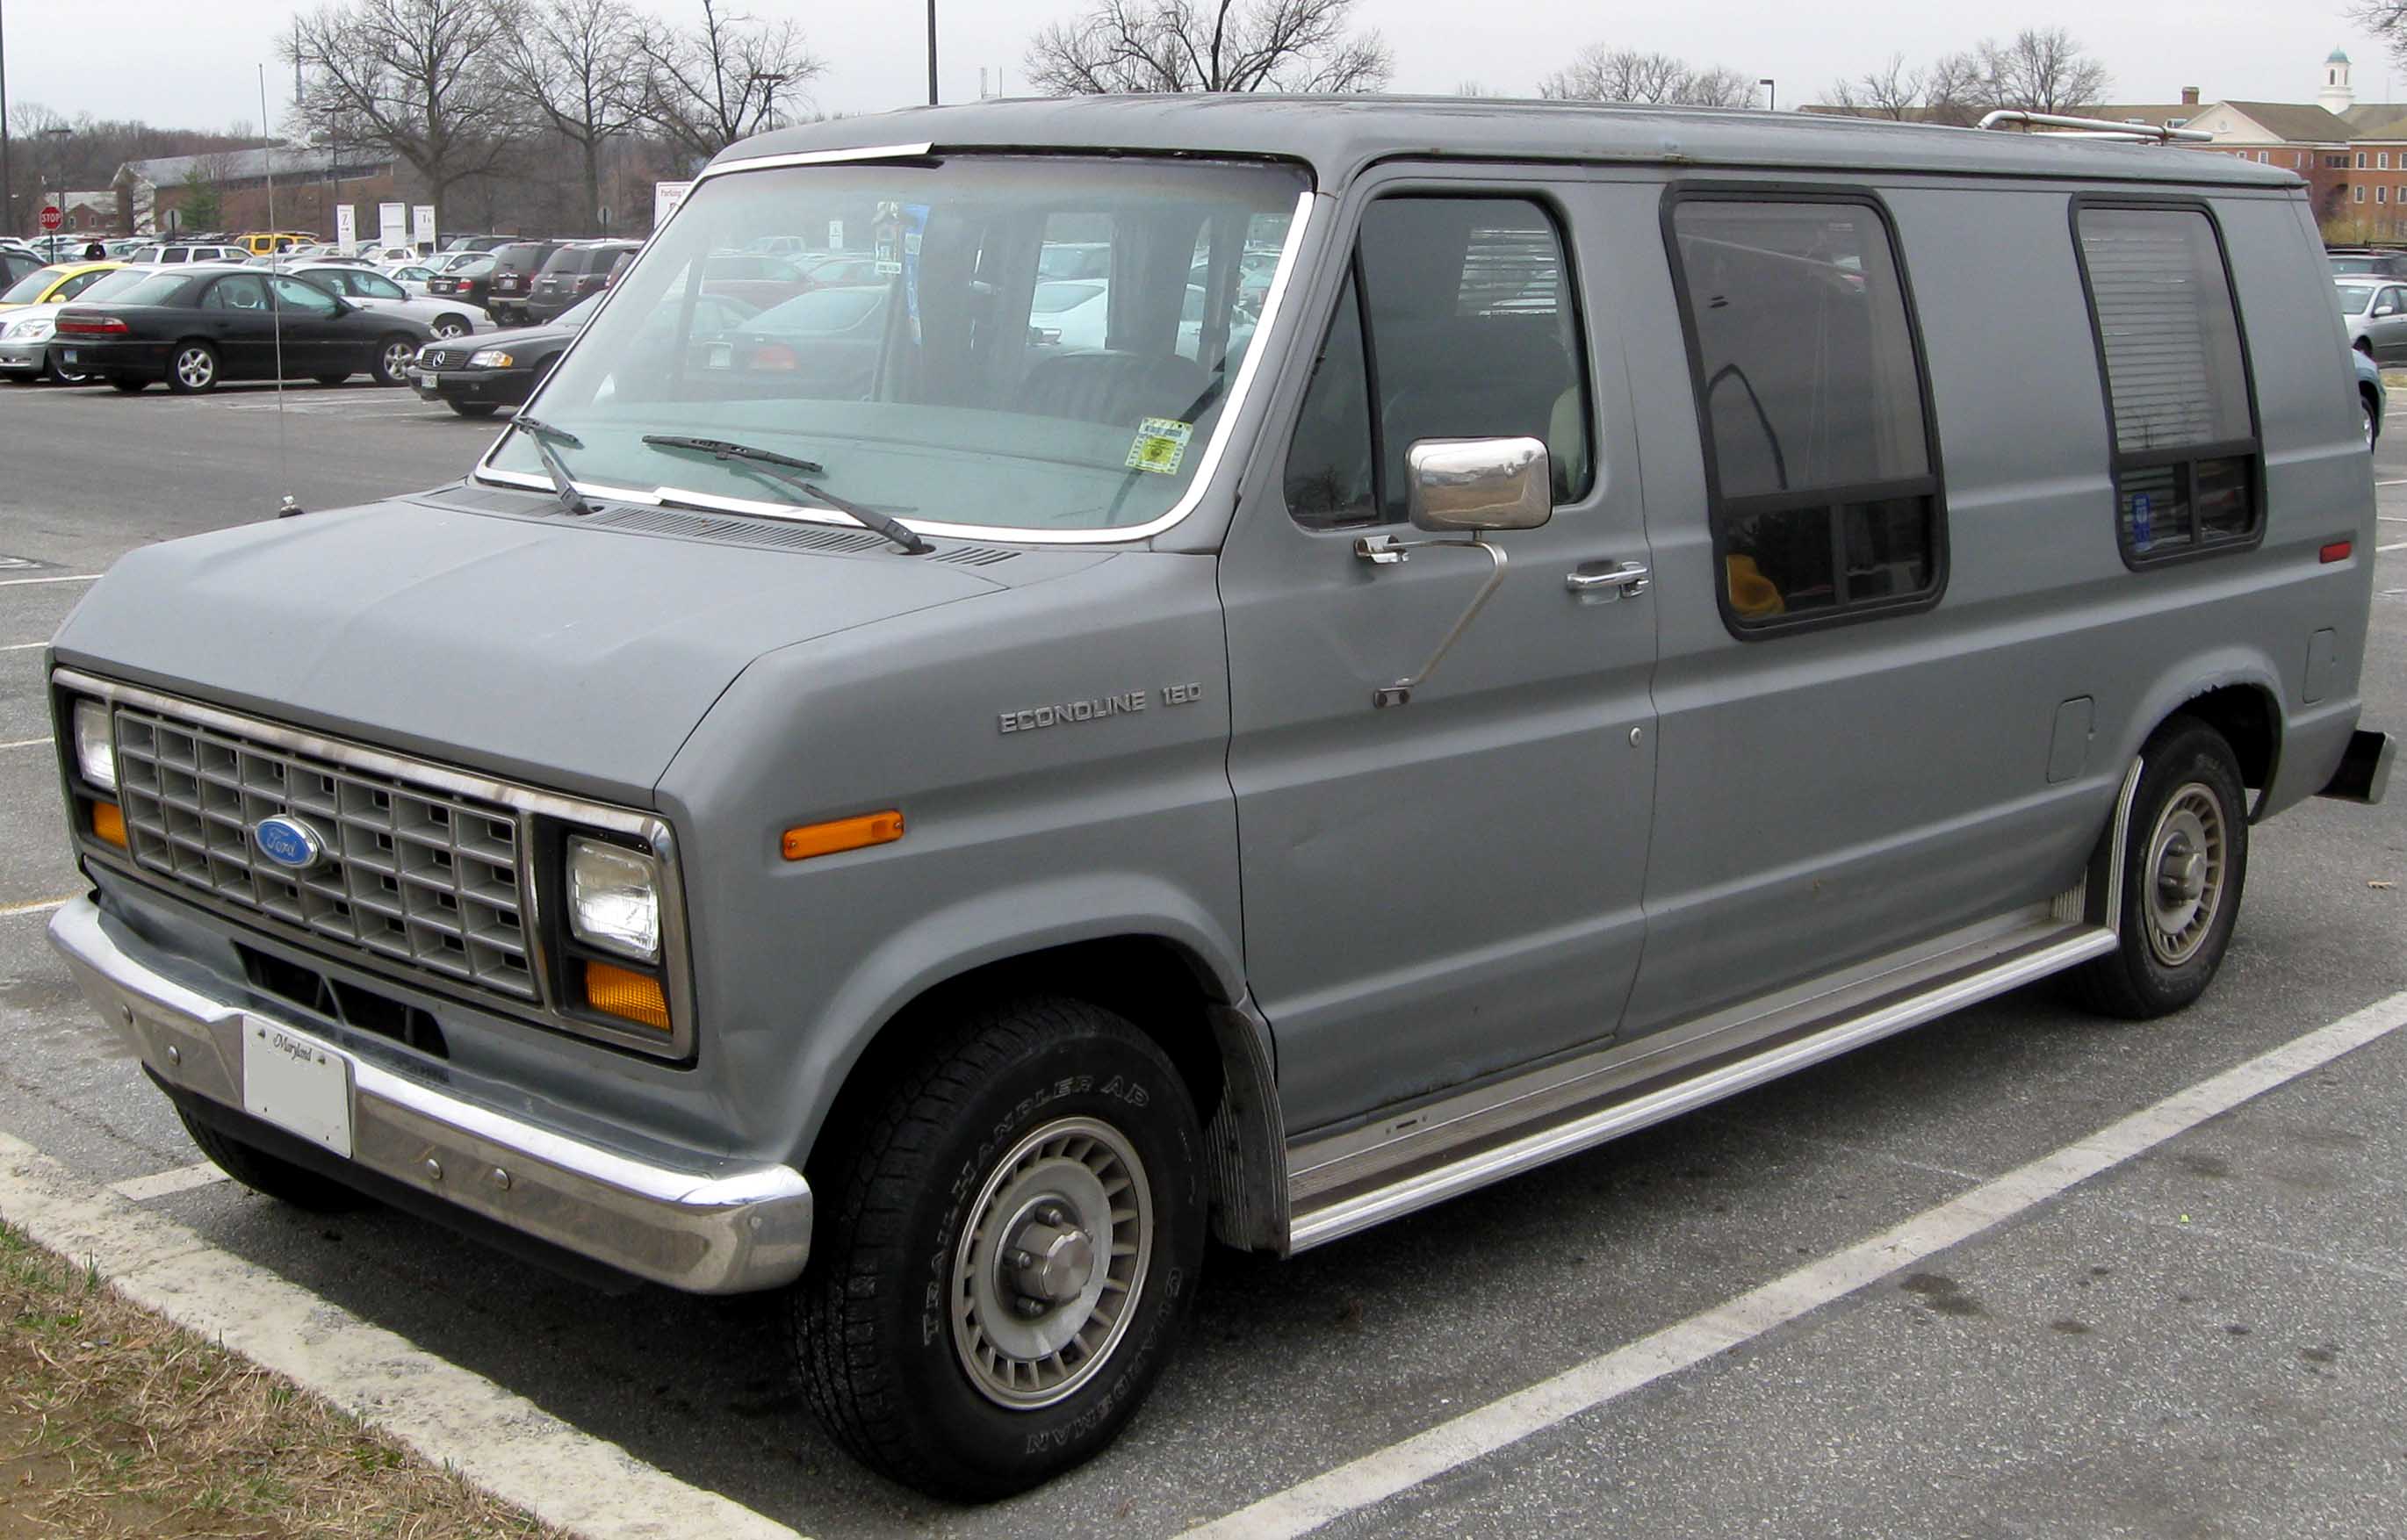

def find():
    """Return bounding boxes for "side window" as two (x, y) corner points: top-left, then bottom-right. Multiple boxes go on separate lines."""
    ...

(2072, 203), (2259, 563)
(357, 272), (405, 299)
(205, 275), (269, 311)
(1668, 193), (1943, 630)
(269, 276), (341, 315)
(58, 270), (105, 300)
(1282, 195), (1592, 530)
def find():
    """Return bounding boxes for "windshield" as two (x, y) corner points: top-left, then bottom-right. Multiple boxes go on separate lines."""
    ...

(2, 267), (65, 303)
(2331, 256), (2386, 274)
(2339, 285), (2375, 314)
(485, 154), (1306, 536)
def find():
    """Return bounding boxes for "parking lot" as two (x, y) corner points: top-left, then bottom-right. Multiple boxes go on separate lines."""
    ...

(2, 375), (2404, 1538)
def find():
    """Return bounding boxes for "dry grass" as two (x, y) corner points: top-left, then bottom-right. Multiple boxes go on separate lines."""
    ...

(0, 1220), (566, 1539)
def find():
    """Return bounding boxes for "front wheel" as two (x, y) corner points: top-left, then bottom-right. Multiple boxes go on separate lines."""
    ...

(45, 355), (90, 385)
(165, 342), (219, 393)
(791, 997), (1205, 1500)
(2364, 392), (2381, 451)
(2066, 716), (2249, 1019)
(177, 1108), (371, 1213)
(371, 336), (417, 385)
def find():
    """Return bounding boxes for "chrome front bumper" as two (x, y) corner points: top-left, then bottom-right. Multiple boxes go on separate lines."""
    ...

(48, 896), (811, 1294)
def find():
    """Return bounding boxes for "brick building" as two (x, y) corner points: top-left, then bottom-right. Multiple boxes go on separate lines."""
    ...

(112, 145), (400, 237)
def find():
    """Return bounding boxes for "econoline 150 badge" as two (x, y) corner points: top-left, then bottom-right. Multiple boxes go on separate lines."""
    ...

(253, 815), (328, 872)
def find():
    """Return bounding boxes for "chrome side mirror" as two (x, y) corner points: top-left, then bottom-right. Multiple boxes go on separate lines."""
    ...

(1407, 436), (1553, 534)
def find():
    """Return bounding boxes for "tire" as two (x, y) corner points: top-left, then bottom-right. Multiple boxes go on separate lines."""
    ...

(431, 315), (472, 339)
(165, 342), (219, 393)
(447, 400), (500, 418)
(792, 997), (1205, 1500)
(177, 1107), (371, 1213)
(45, 356), (90, 385)
(314, 372), (351, 387)
(2065, 715), (2250, 1019)
(371, 335), (416, 386)
(108, 377), (146, 393)
(2364, 390), (2382, 451)
(2355, 337), (2375, 357)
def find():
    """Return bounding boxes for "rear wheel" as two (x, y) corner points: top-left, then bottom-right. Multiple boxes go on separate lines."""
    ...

(177, 1108), (371, 1213)
(371, 335), (416, 385)
(791, 997), (1205, 1500)
(165, 342), (219, 393)
(2364, 390), (2381, 451)
(45, 355), (90, 385)
(431, 315), (472, 339)
(447, 400), (499, 418)
(2066, 716), (2249, 1019)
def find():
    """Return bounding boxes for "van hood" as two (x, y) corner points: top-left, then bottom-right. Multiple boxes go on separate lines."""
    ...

(49, 495), (1050, 801)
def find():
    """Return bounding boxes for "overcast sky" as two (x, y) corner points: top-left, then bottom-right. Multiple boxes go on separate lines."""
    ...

(0, 0), (2398, 137)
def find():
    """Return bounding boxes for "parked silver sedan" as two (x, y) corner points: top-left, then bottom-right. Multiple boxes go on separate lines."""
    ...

(2337, 276), (2407, 360)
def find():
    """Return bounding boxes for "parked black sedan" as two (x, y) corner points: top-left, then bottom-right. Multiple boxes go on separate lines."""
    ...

(409, 290), (756, 416)
(48, 266), (432, 392)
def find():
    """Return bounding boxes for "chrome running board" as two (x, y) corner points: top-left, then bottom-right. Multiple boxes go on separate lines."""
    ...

(1285, 904), (2115, 1253)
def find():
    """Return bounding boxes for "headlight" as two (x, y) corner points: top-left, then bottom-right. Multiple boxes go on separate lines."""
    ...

(72, 698), (116, 791)
(566, 836), (660, 961)
(468, 349), (514, 369)
(4, 318), (51, 340)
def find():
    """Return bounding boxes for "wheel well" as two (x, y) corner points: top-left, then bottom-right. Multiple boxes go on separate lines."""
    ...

(2173, 683), (2278, 791)
(2355, 336), (2375, 354)
(816, 937), (1231, 1169)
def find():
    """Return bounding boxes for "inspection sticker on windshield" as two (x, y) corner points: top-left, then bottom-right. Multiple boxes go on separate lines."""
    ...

(1125, 418), (1193, 475)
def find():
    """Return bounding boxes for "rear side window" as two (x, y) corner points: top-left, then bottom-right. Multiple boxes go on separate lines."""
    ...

(1283, 196), (1592, 529)
(2071, 202), (2260, 564)
(1666, 191), (1944, 633)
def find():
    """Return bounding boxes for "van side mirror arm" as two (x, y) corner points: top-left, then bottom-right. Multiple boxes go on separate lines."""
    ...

(1351, 534), (1510, 708)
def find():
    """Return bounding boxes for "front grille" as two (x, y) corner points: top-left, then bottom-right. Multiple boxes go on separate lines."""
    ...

(422, 348), (458, 369)
(112, 704), (537, 1001)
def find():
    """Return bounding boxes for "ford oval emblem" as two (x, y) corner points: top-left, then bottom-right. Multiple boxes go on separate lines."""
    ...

(254, 815), (327, 872)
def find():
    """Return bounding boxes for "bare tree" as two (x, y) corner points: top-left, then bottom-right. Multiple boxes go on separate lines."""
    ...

(1538, 46), (1758, 107)
(636, 0), (824, 170)
(286, 0), (528, 234)
(1978, 27), (2110, 115)
(512, 0), (645, 234)
(1922, 50), (1991, 126)
(1824, 54), (1926, 120)
(1026, 0), (1391, 95)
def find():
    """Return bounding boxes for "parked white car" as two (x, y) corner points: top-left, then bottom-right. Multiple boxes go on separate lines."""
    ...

(286, 262), (492, 338)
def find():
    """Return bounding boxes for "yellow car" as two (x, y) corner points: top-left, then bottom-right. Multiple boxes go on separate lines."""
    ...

(0, 261), (126, 313)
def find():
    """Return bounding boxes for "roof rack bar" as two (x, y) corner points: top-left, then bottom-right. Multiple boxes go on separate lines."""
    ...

(1977, 109), (2215, 144)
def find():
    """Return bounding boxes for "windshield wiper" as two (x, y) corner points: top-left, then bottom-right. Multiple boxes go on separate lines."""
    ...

(510, 414), (595, 516)
(642, 434), (931, 555)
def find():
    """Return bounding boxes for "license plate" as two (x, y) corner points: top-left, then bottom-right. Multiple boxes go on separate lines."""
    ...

(241, 1021), (354, 1157)
(61, 349), (78, 363)
(414, 369), (434, 385)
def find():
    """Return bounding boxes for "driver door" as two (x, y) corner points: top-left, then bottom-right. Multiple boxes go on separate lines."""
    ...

(1221, 174), (1660, 1135)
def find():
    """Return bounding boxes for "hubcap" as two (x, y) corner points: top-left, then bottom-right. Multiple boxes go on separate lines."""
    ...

(177, 349), (213, 387)
(951, 1116), (1150, 1410)
(2144, 783), (2226, 967)
(382, 342), (414, 376)
(436, 320), (466, 338)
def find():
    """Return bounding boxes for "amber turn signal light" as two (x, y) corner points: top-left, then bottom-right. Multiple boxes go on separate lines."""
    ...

(89, 800), (127, 849)
(584, 959), (670, 1032)
(782, 810), (904, 862)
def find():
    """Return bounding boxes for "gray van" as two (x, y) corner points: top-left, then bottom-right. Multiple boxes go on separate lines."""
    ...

(43, 97), (2393, 1497)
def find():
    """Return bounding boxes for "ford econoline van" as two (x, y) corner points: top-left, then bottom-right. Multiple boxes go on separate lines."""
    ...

(44, 97), (2392, 1497)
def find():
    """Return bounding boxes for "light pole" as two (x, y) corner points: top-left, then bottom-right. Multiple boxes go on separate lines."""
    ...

(1, 0), (12, 237)
(927, 0), (938, 105)
(1759, 77), (1776, 112)
(41, 124), (68, 248)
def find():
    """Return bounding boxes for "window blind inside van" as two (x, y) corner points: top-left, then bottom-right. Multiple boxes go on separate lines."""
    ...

(2078, 209), (2252, 453)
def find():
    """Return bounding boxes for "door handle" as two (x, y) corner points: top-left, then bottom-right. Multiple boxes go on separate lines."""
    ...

(1567, 560), (1650, 597)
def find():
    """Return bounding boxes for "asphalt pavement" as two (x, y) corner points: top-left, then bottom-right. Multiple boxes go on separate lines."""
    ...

(0, 376), (2403, 1539)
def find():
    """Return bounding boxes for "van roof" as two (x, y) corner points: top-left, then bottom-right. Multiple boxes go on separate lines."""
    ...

(713, 94), (2303, 193)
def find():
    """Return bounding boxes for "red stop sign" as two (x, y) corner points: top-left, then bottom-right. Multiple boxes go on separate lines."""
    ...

(39, 205), (62, 231)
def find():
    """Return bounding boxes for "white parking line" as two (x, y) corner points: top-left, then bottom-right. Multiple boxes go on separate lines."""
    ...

(2381, 541), (2407, 553)
(0, 737), (54, 752)
(0, 573), (99, 587)
(0, 897), (73, 918)
(106, 1161), (228, 1203)
(1180, 986), (2407, 1540)
(0, 1129), (805, 1540)
(1, 641), (53, 651)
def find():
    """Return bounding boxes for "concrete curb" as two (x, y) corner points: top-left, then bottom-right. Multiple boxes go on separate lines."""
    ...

(0, 1130), (804, 1540)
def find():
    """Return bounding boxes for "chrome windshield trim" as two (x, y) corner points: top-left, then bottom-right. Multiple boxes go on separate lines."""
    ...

(695, 142), (937, 179)
(468, 177), (1318, 548)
